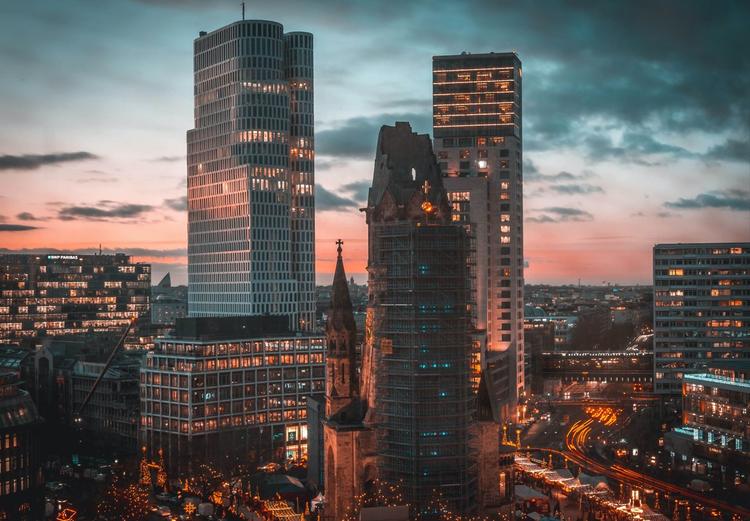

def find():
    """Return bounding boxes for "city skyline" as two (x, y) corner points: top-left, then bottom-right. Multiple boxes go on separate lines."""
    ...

(1, 1), (749, 287)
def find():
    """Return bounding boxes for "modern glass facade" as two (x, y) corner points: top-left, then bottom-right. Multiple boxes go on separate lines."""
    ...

(665, 363), (750, 482)
(653, 243), (749, 394)
(139, 317), (325, 475)
(0, 254), (150, 348)
(433, 52), (524, 419)
(187, 20), (315, 331)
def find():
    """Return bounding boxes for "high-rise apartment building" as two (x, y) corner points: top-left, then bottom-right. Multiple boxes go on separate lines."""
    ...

(187, 20), (315, 331)
(432, 52), (524, 419)
(653, 243), (750, 394)
(0, 254), (150, 347)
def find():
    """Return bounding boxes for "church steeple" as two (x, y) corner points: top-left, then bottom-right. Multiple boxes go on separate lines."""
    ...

(328, 240), (356, 334)
(325, 240), (359, 420)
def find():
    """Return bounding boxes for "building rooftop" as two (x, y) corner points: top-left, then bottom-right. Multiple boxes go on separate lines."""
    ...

(172, 315), (292, 341)
(685, 372), (750, 391)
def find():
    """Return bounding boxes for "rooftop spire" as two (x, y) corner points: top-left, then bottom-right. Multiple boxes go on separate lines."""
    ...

(328, 240), (355, 332)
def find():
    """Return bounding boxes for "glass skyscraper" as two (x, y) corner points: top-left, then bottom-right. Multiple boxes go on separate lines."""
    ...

(433, 52), (524, 420)
(187, 20), (315, 331)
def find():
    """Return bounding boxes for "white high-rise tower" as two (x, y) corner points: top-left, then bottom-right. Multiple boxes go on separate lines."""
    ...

(187, 20), (315, 331)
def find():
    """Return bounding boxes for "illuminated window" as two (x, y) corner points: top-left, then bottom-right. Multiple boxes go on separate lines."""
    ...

(668, 269), (684, 276)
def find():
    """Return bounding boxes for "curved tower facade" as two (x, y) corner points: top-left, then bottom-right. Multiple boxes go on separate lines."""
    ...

(187, 20), (315, 331)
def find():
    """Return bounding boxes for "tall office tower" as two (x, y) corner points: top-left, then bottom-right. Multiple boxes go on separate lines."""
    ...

(0, 254), (150, 348)
(432, 52), (524, 419)
(653, 243), (750, 394)
(363, 122), (476, 512)
(187, 20), (315, 330)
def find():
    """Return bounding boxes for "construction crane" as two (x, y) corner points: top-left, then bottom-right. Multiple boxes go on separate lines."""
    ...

(74, 315), (139, 425)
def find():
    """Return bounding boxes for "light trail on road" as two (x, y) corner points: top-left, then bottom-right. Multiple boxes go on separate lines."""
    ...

(559, 407), (750, 518)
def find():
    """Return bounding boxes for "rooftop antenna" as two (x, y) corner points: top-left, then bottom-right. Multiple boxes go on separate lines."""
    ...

(99, 243), (102, 255)
(241, 2), (245, 20)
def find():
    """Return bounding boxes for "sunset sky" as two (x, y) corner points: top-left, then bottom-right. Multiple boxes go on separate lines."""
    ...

(1, 1), (748, 286)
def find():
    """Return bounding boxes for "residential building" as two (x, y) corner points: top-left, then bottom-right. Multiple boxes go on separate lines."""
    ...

(664, 361), (750, 484)
(433, 52), (524, 420)
(0, 253), (150, 348)
(0, 372), (42, 521)
(139, 315), (325, 475)
(653, 243), (749, 394)
(187, 19), (315, 331)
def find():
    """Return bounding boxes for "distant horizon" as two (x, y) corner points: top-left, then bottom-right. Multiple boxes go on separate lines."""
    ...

(1, 2), (748, 288)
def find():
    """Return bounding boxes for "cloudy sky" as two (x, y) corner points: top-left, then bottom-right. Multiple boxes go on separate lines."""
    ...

(1, 0), (748, 285)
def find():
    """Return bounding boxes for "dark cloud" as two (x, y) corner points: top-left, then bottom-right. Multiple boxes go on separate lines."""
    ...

(339, 180), (370, 202)
(57, 201), (154, 221)
(317, 113), (432, 160)
(0, 247), (186, 257)
(164, 196), (187, 211)
(377, 97), (432, 111)
(550, 184), (605, 195)
(0, 151), (98, 171)
(527, 169), (579, 183)
(528, 207), (594, 223)
(151, 155), (184, 162)
(16, 212), (46, 221)
(581, 132), (692, 164)
(664, 189), (750, 211)
(704, 138), (750, 163)
(0, 224), (39, 232)
(316, 157), (348, 171)
(316, 185), (358, 211)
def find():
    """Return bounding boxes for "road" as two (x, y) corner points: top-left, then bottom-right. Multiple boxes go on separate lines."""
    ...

(562, 407), (750, 519)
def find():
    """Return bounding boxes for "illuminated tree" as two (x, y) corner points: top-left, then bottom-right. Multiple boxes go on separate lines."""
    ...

(96, 479), (150, 521)
(190, 463), (224, 498)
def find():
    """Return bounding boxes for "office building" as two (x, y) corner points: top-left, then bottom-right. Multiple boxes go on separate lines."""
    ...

(433, 52), (524, 419)
(139, 315), (325, 475)
(653, 243), (749, 394)
(151, 273), (188, 326)
(0, 373), (42, 521)
(361, 122), (479, 512)
(664, 361), (750, 483)
(187, 19), (315, 331)
(0, 254), (150, 348)
(71, 360), (140, 449)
